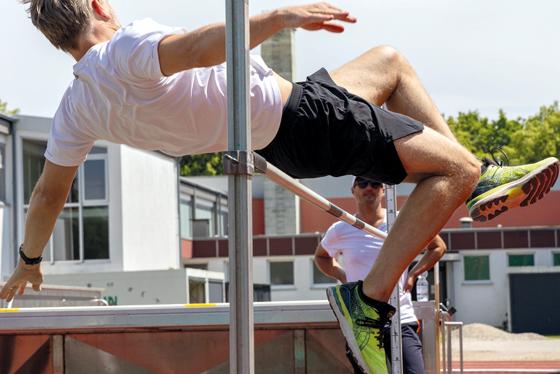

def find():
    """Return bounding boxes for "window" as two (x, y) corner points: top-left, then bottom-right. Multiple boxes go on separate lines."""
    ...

(270, 261), (294, 286)
(464, 255), (490, 281)
(312, 260), (335, 285)
(554, 253), (560, 266)
(180, 197), (193, 239)
(195, 199), (216, 237)
(508, 254), (534, 267)
(0, 142), (6, 202)
(23, 140), (109, 262)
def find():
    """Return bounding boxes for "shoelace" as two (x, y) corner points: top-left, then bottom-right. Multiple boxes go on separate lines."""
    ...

(355, 317), (391, 349)
(483, 147), (510, 168)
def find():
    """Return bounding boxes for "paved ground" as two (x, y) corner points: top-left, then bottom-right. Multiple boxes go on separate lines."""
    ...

(451, 361), (560, 374)
(455, 338), (560, 361)
(445, 324), (560, 373)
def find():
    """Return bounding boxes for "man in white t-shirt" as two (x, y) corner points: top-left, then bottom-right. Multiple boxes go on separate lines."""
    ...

(315, 177), (446, 374)
(2, 2), (558, 372)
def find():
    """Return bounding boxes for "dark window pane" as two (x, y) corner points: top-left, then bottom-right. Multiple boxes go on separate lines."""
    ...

(23, 140), (46, 204)
(84, 159), (106, 200)
(89, 146), (107, 154)
(508, 254), (534, 267)
(189, 279), (206, 303)
(270, 261), (294, 285)
(83, 207), (109, 259)
(0, 144), (6, 202)
(313, 261), (334, 285)
(23, 139), (78, 203)
(209, 280), (223, 303)
(554, 253), (560, 266)
(464, 256), (490, 281)
(53, 208), (80, 261)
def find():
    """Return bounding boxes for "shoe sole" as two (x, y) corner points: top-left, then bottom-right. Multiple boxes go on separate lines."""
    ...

(470, 159), (559, 222)
(326, 287), (371, 374)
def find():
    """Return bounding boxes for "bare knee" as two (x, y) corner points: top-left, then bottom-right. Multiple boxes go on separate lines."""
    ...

(368, 45), (409, 72)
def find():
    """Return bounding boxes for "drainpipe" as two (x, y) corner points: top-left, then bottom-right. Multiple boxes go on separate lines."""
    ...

(176, 159), (182, 269)
(11, 118), (18, 270)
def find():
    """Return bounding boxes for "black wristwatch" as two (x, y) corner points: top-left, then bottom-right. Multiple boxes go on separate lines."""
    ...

(19, 244), (43, 265)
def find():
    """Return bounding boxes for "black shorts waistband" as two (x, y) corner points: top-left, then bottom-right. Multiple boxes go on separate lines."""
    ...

(282, 81), (304, 124)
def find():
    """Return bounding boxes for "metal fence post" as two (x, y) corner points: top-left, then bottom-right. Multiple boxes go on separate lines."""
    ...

(385, 184), (403, 374)
(225, 0), (254, 373)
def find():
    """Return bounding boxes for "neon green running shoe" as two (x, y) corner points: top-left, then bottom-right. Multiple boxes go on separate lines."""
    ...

(326, 281), (395, 374)
(467, 157), (559, 222)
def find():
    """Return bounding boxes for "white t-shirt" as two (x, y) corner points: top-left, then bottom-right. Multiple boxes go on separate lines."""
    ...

(321, 217), (418, 324)
(45, 19), (283, 166)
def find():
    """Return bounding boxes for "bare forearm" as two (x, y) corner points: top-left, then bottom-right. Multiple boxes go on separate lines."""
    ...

(160, 10), (283, 74)
(409, 237), (446, 278)
(22, 190), (67, 258)
(315, 256), (345, 282)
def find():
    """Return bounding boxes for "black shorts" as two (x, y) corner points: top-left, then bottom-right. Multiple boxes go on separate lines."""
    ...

(256, 68), (424, 184)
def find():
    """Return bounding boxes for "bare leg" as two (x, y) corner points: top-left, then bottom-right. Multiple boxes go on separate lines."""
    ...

(330, 45), (457, 141)
(364, 128), (480, 300)
(330, 46), (481, 301)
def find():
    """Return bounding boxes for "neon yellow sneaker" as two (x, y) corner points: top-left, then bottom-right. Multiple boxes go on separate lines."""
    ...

(467, 157), (559, 221)
(326, 281), (395, 374)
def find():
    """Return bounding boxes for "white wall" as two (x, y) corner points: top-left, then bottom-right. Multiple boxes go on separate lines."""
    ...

(452, 249), (557, 327)
(202, 255), (333, 301)
(120, 146), (180, 271)
(44, 269), (188, 305)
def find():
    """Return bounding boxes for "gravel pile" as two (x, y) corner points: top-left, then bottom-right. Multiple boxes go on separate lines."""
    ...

(452, 323), (546, 341)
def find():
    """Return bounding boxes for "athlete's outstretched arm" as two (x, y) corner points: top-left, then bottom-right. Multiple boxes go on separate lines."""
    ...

(0, 161), (78, 301)
(158, 2), (356, 75)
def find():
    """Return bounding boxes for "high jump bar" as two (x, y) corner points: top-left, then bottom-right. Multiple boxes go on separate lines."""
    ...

(224, 152), (388, 241)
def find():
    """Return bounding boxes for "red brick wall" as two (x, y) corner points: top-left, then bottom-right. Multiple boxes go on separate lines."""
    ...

(252, 198), (265, 235)
(299, 191), (560, 233)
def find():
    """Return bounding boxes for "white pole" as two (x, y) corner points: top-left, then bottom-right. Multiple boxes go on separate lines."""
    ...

(225, 0), (254, 373)
(385, 184), (403, 374)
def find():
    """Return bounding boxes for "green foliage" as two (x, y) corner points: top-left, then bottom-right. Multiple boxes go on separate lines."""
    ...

(180, 152), (223, 176)
(448, 102), (560, 164)
(0, 99), (19, 116)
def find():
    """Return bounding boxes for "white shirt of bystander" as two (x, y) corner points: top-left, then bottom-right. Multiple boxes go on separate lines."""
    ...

(321, 218), (418, 324)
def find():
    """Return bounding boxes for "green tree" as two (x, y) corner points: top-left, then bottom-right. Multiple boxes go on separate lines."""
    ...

(180, 152), (223, 176)
(447, 110), (523, 161)
(0, 99), (19, 116)
(506, 102), (560, 164)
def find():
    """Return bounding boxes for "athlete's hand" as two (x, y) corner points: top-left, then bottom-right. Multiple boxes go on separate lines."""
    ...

(404, 273), (418, 293)
(0, 262), (43, 302)
(278, 2), (357, 33)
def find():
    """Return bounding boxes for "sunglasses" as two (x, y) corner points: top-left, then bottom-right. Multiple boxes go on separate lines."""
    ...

(354, 179), (383, 189)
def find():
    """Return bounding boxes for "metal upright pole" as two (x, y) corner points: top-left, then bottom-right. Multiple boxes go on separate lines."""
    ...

(385, 184), (403, 374)
(225, 0), (254, 373)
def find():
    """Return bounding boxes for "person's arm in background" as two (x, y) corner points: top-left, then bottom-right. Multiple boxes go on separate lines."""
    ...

(0, 161), (79, 301)
(158, 2), (357, 75)
(314, 244), (347, 283)
(404, 234), (447, 292)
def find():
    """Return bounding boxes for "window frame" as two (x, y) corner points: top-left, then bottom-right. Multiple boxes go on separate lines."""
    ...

(268, 259), (295, 289)
(507, 252), (535, 267)
(553, 252), (560, 267)
(463, 253), (491, 283)
(20, 136), (110, 264)
(80, 152), (109, 206)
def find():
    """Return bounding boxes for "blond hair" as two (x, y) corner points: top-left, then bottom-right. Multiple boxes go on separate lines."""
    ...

(21, 0), (92, 51)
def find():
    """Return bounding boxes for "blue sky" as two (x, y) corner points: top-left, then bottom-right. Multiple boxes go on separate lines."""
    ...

(1, 0), (559, 119)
